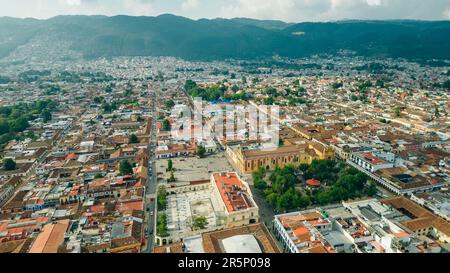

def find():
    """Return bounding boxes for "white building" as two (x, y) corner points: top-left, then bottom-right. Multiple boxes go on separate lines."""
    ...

(349, 150), (395, 173)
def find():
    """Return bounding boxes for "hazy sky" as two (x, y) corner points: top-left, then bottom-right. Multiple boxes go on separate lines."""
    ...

(1, 0), (449, 22)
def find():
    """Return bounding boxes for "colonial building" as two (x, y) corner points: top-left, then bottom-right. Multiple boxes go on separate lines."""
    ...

(226, 142), (335, 174)
(210, 172), (259, 228)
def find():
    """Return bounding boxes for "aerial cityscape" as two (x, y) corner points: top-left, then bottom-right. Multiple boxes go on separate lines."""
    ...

(0, 0), (449, 259)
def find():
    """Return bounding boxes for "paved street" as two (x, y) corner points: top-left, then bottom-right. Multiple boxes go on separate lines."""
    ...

(143, 87), (158, 253)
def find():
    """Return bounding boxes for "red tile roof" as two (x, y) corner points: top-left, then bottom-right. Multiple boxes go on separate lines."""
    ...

(306, 179), (321, 187)
(213, 173), (253, 213)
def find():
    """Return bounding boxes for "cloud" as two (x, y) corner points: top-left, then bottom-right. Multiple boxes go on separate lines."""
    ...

(445, 9), (450, 19)
(66, 0), (81, 6)
(220, 0), (302, 21)
(122, 0), (155, 16)
(181, 0), (200, 11)
(219, 0), (450, 22)
(366, 0), (381, 6)
(0, 0), (449, 21)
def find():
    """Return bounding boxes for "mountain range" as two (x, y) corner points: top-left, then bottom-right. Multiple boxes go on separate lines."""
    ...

(0, 14), (449, 61)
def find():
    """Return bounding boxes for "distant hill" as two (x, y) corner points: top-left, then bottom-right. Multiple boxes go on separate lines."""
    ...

(230, 18), (294, 30)
(0, 15), (449, 61)
(283, 20), (450, 60)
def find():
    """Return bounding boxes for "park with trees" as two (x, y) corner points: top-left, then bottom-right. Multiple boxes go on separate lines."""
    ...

(157, 186), (167, 211)
(0, 99), (57, 151)
(185, 79), (251, 102)
(156, 212), (169, 237)
(184, 80), (226, 101)
(253, 159), (377, 213)
(156, 186), (169, 237)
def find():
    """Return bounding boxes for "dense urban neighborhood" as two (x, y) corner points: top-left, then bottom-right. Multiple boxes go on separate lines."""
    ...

(0, 51), (449, 254)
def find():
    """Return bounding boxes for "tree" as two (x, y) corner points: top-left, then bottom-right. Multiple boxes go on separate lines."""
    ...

(265, 191), (279, 208)
(157, 213), (169, 237)
(162, 119), (171, 131)
(443, 80), (450, 91)
(24, 131), (36, 141)
(165, 100), (175, 109)
(297, 86), (306, 93)
(316, 191), (332, 205)
(98, 200), (112, 213)
(253, 167), (266, 180)
(260, 160), (374, 210)
(0, 120), (10, 135)
(41, 110), (52, 123)
(119, 160), (133, 175)
(298, 194), (311, 209)
(93, 96), (103, 104)
(192, 216), (208, 230)
(94, 173), (104, 179)
(184, 80), (197, 92)
(276, 188), (304, 212)
(299, 163), (309, 173)
(264, 87), (277, 96)
(196, 145), (206, 158)
(102, 102), (113, 113)
(365, 182), (378, 197)
(157, 186), (168, 210)
(253, 166), (268, 190)
(375, 79), (385, 88)
(167, 159), (173, 172)
(254, 178), (268, 190)
(394, 107), (402, 117)
(11, 117), (29, 132)
(331, 82), (343, 89)
(434, 106), (440, 118)
(3, 158), (16, 171)
(168, 171), (176, 182)
(129, 134), (139, 144)
(264, 96), (274, 105)
(124, 89), (133, 97)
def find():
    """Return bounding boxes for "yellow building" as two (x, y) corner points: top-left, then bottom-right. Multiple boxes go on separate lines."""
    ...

(226, 142), (334, 174)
